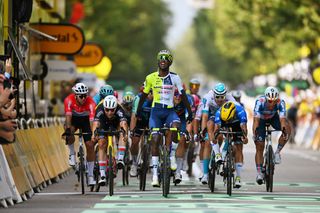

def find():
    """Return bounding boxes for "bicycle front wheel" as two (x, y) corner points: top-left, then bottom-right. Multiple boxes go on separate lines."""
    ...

(266, 145), (274, 192)
(78, 146), (85, 195)
(108, 147), (114, 196)
(226, 154), (232, 196)
(208, 158), (216, 193)
(139, 144), (149, 191)
(162, 146), (170, 197)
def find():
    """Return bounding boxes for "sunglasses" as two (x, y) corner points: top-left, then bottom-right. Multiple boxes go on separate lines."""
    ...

(157, 55), (171, 62)
(104, 108), (116, 112)
(190, 84), (200, 89)
(215, 95), (226, 100)
(77, 94), (87, 99)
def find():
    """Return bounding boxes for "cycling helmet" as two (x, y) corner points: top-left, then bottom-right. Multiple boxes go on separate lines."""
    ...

(189, 78), (200, 86)
(232, 90), (242, 99)
(265, 86), (279, 102)
(157, 49), (173, 63)
(72, 83), (88, 95)
(122, 91), (135, 104)
(221, 101), (236, 122)
(213, 82), (227, 96)
(103, 95), (118, 109)
(99, 85), (114, 98)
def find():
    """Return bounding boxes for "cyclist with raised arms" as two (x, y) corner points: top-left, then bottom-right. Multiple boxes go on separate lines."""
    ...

(91, 95), (128, 185)
(93, 84), (114, 105)
(130, 85), (153, 177)
(136, 50), (193, 187)
(213, 101), (248, 188)
(64, 83), (96, 186)
(253, 86), (290, 185)
(200, 82), (236, 184)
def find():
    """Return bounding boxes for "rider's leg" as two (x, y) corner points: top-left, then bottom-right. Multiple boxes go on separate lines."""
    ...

(85, 139), (96, 185)
(168, 121), (181, 171)
(175, 134), (186, 178)
(66, 127), (76, 165)
(255, 141), (265, 175)
(98, 138), (107, 177)
(151, 132), (161, 185)
(234, 143), (243, 178)
(276, 119), (291, 154)
(130, 134), (140, 166)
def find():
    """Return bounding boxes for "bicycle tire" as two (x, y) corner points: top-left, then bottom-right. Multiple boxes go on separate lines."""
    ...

(140, 144), (149, 191)
(226, 151), (232, 196)
(266, 145), (274, 192)
(187, 143), (194, 176)
(162, 146), (170, 197)
(122, 148), (130, 186)
(208, 158), (216, 193)
(79, 146), (85, 195)
(108, 147), (114, 196)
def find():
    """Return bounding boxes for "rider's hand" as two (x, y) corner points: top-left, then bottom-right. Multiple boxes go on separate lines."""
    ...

(186, 113), (193, 123)
(242, 135), (248, 144)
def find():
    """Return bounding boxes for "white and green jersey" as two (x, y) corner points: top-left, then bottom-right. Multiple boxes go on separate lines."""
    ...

(143, 71), (183, 108)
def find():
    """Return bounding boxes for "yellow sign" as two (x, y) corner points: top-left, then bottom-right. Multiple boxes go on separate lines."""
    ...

(77, 56), (112, 79)
(74, 43), (104, 67)
(312, 66), (320, 85)
(30, 23), (85, 55)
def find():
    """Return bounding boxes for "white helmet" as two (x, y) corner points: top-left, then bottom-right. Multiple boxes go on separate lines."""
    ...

(103, 95), (118, 109)
(265, 86), (279, 101)
(72, 83), (88, 95)
(232, 90), (241, 99)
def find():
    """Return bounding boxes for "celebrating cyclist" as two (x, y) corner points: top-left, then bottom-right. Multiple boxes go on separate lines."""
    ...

(136, 49), (193, 187)
(130, 86), (153, 177)
(91, 95), (128, 185)
(200, 82), (235, 184)
(64, 83), (96, 186)
(253, 86), (291, 185)
(93, 84), (114, 105)
(213, 101), (248, 188)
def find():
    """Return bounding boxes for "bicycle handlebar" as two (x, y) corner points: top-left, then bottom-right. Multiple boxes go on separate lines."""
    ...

(94, 128), (125, 136)
(62, 132), (92, 136)
(152, 127), (179, 133)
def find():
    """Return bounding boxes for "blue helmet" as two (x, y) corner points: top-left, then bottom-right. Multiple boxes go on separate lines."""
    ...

(99, 85), (114, 98)
(213, 83), (227, 95)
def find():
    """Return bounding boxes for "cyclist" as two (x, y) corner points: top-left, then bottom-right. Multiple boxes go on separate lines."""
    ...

(172, 88), (194, 184)
(136, 49), (193, 187)
(232, 90), (244, 107)
(64, 83), (96, 186)
(189, 78), (201, 98)
(200, 82), (236, 184)
(121, 91), (135, 125)
(213, 101), (248, 188)
(93, 84), (114, 105)
(253, 86), (290, 185)
(91, 95), (128, 185)
(130, 86), (153, 177)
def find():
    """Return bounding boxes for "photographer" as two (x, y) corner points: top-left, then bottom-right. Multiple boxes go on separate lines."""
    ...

(0, 58), (17, 144)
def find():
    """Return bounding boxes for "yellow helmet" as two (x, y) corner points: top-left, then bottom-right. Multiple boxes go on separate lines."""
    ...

(221, 101), (236, 122)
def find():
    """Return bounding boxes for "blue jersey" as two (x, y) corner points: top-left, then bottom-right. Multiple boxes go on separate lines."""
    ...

(174, 95), (193, 118)
(132, 93), (152, 121)
(93, 94), (102, 105)
(215, 102), (247, 125)
(254, 96), (286, 120)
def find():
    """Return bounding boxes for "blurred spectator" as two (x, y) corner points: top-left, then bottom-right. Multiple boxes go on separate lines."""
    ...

(0, 58), (17, 144)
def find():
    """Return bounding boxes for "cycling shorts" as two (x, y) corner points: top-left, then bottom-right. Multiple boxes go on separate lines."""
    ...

(132, 118), (149, 137)
(149, 107), (180, 129)
(255, 113), (281, 142)
(71, 116), (92, 141)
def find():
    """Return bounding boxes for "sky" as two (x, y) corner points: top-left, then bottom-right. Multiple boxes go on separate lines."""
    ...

(163, 0), (198, 48)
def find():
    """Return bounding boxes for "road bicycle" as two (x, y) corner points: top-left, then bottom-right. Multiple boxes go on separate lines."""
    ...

(62, 129), (91, 194)
(95, 128), (125, 196)
(152, 126), (180, 198)
(136, 128), (151, 191)
(217, 128), (243, 196)
(263, 124), (283, 192)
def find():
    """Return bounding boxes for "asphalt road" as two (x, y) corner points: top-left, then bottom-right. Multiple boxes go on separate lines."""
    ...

(2, 143), (320, 213)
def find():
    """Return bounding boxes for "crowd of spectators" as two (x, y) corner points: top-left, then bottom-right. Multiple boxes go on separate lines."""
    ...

(0, 58), (17, 144)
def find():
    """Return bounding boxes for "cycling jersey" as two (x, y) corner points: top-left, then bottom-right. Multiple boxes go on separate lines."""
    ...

(202, 90), (236, 117)
(64, 94), (96, 121)
(214, 102), (247, 125)
(143, 71), (183, 108)
(94, 104), (127, 130)
(174, 95), (194, 117)
(93, 93), (102, 105)
(132, 93), (152, 121)
(254, 96), (286, 120)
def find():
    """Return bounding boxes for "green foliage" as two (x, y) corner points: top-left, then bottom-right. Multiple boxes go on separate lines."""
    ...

(193, 0), (320, 87)
(80, 0), (171, 87)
